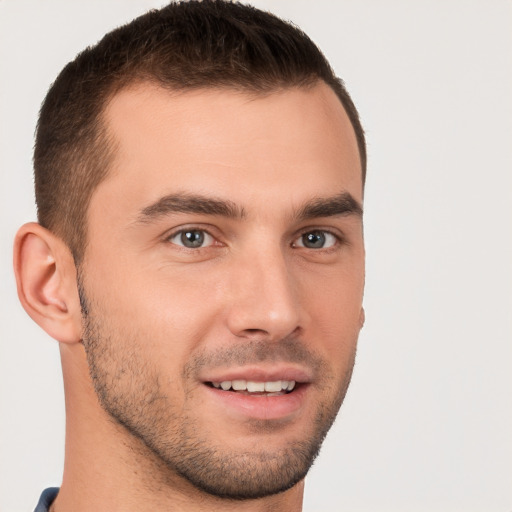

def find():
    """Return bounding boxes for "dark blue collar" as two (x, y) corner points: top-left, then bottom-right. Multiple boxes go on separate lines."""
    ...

(34, 488), (59, 512)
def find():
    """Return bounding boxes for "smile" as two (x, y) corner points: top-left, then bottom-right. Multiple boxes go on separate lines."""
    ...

(202, 374), (309, 421)
(209, 379), (296, 395)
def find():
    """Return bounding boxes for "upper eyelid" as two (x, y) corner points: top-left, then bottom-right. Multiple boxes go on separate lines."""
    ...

(163, 224), (219, 240)
(168, 228), (214, 239)
(292, 229), (342, 248)
(293, 226), (344, 241)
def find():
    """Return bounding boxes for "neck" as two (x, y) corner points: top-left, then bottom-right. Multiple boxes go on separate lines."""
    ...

(53, 344), (304, 512)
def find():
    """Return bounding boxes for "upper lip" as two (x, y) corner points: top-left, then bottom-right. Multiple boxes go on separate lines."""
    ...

(199, 364), (313, 384)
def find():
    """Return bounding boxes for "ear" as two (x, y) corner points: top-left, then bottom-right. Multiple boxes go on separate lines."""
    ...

(13, 222), (82, 344)
(359, 307), (365, 329)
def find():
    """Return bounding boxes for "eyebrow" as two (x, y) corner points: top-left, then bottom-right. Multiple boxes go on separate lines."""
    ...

(294, 192), (363, 221)
(136, 191), (362, 224)
(137, 193), (246, 222)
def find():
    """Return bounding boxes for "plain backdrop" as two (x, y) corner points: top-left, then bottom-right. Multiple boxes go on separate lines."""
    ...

(1, 1), (511, 511)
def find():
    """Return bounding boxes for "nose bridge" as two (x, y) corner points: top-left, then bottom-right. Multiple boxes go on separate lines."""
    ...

(226, 242), (301, 340)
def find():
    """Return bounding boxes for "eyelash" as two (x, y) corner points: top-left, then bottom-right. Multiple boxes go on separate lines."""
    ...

(292, 230), (340, 250)
(165, 228), (219, 249)
(165, 227), (343, 251)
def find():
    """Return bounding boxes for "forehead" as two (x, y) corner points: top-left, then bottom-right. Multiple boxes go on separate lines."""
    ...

(93, 82), (362, 221)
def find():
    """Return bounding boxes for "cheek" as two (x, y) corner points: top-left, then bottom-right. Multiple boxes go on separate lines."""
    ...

(300, 263), (364, 350)
(85, 259), (226, 360)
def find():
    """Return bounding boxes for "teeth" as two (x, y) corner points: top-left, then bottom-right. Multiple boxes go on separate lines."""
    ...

(264, 381), (282, 392)
(211, 380), (296, 392)
(232, 379), (247, 390)
(247, 381), (265, 392)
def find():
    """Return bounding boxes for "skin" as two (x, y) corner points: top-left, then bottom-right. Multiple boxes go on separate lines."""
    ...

(14, 81), (365, 512)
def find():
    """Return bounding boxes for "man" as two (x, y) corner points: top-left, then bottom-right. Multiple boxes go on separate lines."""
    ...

(13, 1), (366, 510)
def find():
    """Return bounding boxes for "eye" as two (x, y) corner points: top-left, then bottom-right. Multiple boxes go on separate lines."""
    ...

(168, 229), (215, 248)
(294, 230), (338, 249)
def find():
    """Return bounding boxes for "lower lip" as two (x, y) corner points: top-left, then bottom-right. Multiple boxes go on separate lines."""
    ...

(203, 384), (309, 421)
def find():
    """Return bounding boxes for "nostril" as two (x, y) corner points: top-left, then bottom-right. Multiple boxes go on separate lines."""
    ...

(236, 325), (302, 343)
(237, 328), (270, 340)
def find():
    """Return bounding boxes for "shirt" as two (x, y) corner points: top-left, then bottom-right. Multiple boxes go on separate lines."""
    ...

(34, 488), (59, 512)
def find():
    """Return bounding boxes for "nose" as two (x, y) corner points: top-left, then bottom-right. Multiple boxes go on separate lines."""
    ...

(225, 248), (303, 342)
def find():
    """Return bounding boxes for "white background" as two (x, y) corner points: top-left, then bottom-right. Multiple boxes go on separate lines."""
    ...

(1, 1), (511, 511)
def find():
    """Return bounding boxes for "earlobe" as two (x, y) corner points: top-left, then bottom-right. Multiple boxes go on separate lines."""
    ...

(13, 222), (82, 344)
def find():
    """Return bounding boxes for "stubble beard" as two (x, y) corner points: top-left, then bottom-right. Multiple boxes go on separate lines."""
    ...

(79, 284), (356, 500)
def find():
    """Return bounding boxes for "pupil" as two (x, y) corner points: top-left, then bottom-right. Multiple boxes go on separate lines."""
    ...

(181, 230), (204, 248)
(303, 231), (325, 248)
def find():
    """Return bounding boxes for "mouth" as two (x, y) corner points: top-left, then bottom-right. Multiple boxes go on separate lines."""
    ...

(207, 379), (297, 396)
(200, 369), (311, 421)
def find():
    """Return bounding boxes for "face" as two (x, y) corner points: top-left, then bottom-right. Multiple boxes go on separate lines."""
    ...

(79, 82), (365, 499)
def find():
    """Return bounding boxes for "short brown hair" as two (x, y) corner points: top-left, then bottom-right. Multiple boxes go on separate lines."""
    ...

(34, 0), (366, 263)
